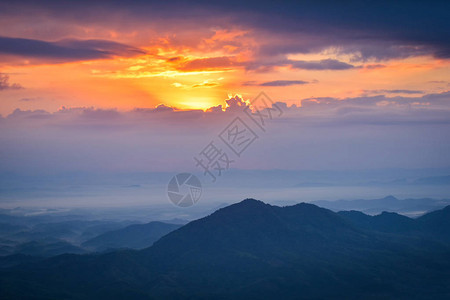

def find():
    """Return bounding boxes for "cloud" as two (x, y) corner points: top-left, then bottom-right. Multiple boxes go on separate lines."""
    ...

(224, 95), (249, 112)
(2, 1), (447, 65)
(172, 80), (220, 89)
(364, 64), (386, 70)
(191, 81), (220, 88)
(289, 59), (355, 70)
(428, 81), (448, 84)
(0, 36), (145, 63)
(4, 92), (450, 129)
(152, 104), (175, 113)
(244, 58), (355, 72)
(260, 80), (309, 87)
(0, 73), (23, 90)
(6, 108), (51, 120)
(19, 97), (41, 102)
(177, 56), (237, 71)
(372, 89), (425, 94)
(2, 92), (450, 176)
(273, 90), (450, 116)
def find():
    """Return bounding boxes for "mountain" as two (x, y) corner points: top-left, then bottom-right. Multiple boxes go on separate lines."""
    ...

(0, 218), (139, 257)
(82, 221), (181, 251)
(338, 205), (450, 237)
(417, 205), (450, 238)
(0, 223), (28, 235)
(146, 200), (371, 264)
(313, 195), (450, 216)
(0, 217), (137, 242)
(338, 210), (420, 234)
(0, 200), (450, 299)
(413, 175), (450, 185)
(0, 254), (43, 268)
(13, 240), (87, 257)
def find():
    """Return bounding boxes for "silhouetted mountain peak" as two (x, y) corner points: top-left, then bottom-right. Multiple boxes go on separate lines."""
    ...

(374, 211), (415, 224)
(379, 211), (397, 216)
(339, 210), (369, 217)
(146, 199), (367, 266)
(290, 202), (326, 212)
(212, 198), (272, 218)
(239, 198), (267, 206)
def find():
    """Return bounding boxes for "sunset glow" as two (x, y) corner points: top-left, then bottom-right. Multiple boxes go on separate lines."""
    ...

(1, 2), (448, 116)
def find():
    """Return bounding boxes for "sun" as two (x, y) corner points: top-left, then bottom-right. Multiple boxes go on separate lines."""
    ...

(176, 96), (220, 110)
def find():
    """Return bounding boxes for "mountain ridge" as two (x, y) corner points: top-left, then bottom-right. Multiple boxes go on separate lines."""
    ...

(82, 221), (181, 251)
(1, 199), (449, 299)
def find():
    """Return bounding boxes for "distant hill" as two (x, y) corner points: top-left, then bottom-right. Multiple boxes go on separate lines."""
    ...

(0, 200), (450, 299)
(0, 218), (138, 256)
(13, 240), (87, 257)
(82, 221), (181, 251)
(413, 175), (450, 185)
(313, 195), (450, 216)
(338, 210), (420, 233)
(0, 217), (137, 242)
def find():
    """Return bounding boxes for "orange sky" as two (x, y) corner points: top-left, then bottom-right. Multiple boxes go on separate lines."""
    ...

(0, 4), (449, 116)
(2, 42), (448, 116)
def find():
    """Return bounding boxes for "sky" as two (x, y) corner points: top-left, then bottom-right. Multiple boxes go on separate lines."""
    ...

(0, 1), (449, 114)
(0, 1), (449, 206)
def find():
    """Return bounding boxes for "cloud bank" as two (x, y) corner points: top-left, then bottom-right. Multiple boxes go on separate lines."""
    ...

(1, 92), (449, 174)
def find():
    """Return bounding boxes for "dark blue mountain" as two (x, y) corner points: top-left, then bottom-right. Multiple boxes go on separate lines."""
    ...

(338, 210), (420, 233)
(82, 221), (181, 251)
(314, 195), (450, 216)
(0, 200), (449, 299)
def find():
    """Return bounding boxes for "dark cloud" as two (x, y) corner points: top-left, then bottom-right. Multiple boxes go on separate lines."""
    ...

(245, 58), (355, 72)
(339, 43), (432, 62)
(167, 56), (183, 62)
(260, 80), (309, 86)
(243, 80), (309, 86)
(1, 1), (448, 62)
(0, 36), (145, 62)
(250, 2), (449, 60)
(364, 64), (386, 70)
(0, 73), (23, 90)
(289, 59), (355, 70)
